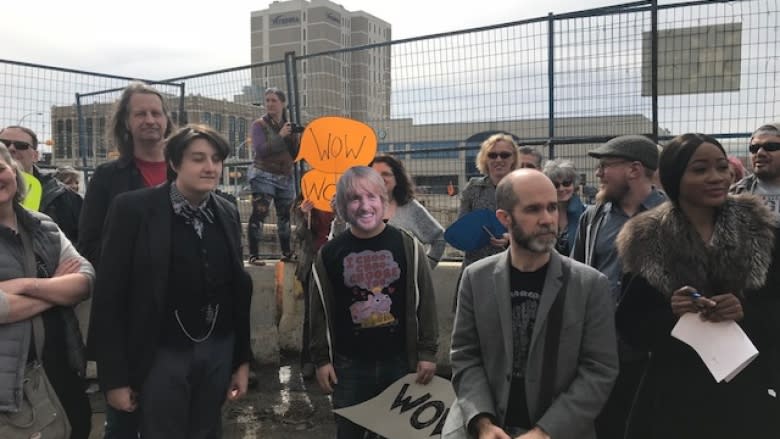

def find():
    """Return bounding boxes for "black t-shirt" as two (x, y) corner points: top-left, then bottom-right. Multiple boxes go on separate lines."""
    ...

(321, 225), (407, 360)
(505, 261), (548, 429)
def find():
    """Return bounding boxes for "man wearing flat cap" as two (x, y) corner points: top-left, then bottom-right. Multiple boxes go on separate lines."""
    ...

(571, 134), (666, 439)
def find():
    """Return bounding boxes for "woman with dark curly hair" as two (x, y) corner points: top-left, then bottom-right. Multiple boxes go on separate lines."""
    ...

(370, 154), (445, 268)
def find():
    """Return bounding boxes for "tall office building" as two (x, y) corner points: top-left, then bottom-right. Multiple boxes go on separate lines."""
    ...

(250, 0), (391, 122)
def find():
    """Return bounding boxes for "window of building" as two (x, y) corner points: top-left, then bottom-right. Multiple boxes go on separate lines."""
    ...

(85, 117), (94, 158)
(171, 111), (178, 125)
(56, 120), (65, 159)
(228, 116), (236, 145)
(214, 114), (223, 132)
(202, 112), (212, 126)
(65, 119), (73, 158)
(97, 117), (107, 157)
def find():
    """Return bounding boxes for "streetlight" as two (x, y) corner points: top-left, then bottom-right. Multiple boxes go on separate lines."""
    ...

(18, 111), (43, 125)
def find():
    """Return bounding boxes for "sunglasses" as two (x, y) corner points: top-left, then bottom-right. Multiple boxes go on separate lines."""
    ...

(553, 180), (574, 189)
(0, 139), (33, 150)
(749, 142), (780, 154)
(487, 151), (513, 160)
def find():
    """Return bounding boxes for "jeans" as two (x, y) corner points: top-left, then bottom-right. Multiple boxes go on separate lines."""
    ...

(331, 353), (407, 439)
(248, 168), (294, 256)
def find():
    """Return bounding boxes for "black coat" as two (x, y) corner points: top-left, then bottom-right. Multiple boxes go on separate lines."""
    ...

(89, 183), (252, 392)
(615, 196), (780, 439)
(77, 156), (145, 268)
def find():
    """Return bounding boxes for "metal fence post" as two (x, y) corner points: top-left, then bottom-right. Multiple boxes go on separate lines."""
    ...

(75, 93), (86, 167)
(650, 0), (659, 142)
(547, 12), (556, 160)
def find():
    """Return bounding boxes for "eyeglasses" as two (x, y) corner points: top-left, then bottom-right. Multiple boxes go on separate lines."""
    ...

(595, 159), (629, 172)
(487, 151), (513, 160)
(553, 180), (574, 189)
(0, 139), (33, 150)
(749, 142), (780, 154)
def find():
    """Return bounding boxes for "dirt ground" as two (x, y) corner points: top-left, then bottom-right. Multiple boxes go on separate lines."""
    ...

(88, 352), (336, 439)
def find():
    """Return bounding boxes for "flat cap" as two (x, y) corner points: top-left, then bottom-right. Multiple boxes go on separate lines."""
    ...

(588, 135), (659, 170)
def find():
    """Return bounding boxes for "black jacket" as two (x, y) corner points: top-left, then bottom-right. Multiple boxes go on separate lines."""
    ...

(90, 183), (252, 392)
(35, 166), (83, 244)
(77, 156), (145, 268)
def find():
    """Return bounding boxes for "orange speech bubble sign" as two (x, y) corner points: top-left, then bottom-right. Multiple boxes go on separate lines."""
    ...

(301, 168), (340, 212)
(296, 116), (377, 173)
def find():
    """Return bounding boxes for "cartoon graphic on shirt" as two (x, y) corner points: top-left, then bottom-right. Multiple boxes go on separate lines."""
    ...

(344, 249), (401, 328)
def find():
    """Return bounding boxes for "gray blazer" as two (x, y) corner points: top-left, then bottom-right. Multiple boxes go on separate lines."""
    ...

(444, 250), (618, 439)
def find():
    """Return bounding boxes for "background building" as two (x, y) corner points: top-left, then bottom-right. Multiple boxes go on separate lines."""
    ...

(249, 0), (391, 121)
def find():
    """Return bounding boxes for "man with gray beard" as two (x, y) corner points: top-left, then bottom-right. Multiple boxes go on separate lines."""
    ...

(445, 169), (617, 439)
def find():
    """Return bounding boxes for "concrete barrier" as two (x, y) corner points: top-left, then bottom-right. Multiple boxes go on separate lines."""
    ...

(75, 261), (461, 371)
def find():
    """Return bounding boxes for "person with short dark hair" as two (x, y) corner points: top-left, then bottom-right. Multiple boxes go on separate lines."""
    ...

(309, 166), (438, 439)
(730, 122), (780, 216)
(444, 169), (617, 439)
(91, 125), (252, 439)
(1, 125), (83, 243)
(247, 87), (300, 265)
(370, 154), (445, 267)
(518, 146), (543, 169)
(616, 133), (780, 438)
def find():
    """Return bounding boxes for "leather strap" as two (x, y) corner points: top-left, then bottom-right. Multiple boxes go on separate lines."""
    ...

(17, 219), (45, 362)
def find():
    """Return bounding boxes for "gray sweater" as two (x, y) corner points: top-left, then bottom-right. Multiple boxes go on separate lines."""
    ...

(389, 200), (446, 268)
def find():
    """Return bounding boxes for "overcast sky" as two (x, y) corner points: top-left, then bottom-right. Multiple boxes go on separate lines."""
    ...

(1, 0), (622, 79)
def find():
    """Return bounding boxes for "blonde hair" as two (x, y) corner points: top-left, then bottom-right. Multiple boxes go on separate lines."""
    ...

(475, 133), (518, 175)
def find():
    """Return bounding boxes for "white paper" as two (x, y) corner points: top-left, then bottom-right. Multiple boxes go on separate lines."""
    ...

(333, 374), (455, 439)
(671, 313), (759, 382)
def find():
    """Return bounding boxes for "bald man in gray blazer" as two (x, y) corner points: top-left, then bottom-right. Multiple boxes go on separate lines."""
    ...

(444, 170), (618, 439)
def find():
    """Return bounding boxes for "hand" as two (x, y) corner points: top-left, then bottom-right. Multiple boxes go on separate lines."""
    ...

(473, 416), (511, 439)
(106, 386), (138, 412)
(415, 361), (436, 384)
(279, 123), (292, 138)
(489, 236), (509, 248)
(670, 286), (715, 317)
(705, 293), (744, 322)
(516, 426), (551, 439)
(316, 363), (338, 394)
(299, 199), (314, 215)
(54, 258), (81, 277)
(226, 362), (250, 401)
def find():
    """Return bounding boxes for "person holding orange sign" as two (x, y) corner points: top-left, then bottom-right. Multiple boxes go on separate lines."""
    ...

(248, 87), (299, 266)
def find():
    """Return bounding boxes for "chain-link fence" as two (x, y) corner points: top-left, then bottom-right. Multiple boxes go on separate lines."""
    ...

(1, 0), (778, 258)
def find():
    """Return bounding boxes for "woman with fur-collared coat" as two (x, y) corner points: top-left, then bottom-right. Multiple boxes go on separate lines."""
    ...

(615, 133), (780, 439)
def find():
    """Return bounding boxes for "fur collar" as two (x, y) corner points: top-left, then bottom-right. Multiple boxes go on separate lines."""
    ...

(616, 194), (777, 298)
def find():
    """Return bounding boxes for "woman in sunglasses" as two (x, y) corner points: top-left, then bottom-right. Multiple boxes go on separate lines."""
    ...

(543, 159), (586, 255)
(458, 133), (519, 269)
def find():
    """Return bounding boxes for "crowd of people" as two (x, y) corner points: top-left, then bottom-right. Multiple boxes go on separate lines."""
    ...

(0, 81), (778, 439)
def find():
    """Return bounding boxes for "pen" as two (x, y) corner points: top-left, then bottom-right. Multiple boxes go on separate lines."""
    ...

(482, 225), (497, 240)
(690, 290), (702, 300)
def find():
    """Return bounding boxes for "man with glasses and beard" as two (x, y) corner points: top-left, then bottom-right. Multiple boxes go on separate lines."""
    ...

(445, 169), (617, 439)
(730, 122), (780, 216)
(570, 135), (665, 439)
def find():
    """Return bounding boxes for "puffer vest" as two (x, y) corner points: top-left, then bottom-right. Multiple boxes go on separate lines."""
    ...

(0, 206), (62, 412)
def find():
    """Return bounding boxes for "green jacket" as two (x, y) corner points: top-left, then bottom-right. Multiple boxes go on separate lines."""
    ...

(308, 226), (439, 370)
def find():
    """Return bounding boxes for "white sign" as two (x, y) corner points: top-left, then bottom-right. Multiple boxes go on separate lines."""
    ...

(333, 373), (455, 439)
